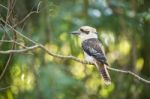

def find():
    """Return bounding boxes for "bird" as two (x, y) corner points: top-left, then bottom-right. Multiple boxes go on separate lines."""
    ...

(71, 26), (111, 85)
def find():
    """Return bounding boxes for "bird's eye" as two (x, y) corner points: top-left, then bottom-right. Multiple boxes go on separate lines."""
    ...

(80, 28), (84, 32)
(80, 28), (89, 34)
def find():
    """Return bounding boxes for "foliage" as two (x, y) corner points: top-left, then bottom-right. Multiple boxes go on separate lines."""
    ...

(0, 0), (150, 99)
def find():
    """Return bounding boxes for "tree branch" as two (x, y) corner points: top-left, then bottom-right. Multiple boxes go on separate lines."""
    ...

(0, 43), (150, 84)
(0, 18), (150, 84)
(0, 45), (39, 54)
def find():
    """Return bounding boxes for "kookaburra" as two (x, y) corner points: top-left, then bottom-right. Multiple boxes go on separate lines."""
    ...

(71, 26), (111, 85)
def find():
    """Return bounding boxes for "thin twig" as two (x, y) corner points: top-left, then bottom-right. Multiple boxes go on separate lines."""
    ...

(0, 0), (16, 81)
(0, 45), (39, 54)
(0, 24), (12, 40)
(13, 1), (41, 27)
(0, 33), (6, 47)
(5, 0), (16, 24)
(1, 18), (37, 44)
(0, 86), (11, 91)
(107, 67), (150, 84)
(0, 40), (27, 48)
(0, 53), (13, 81)
(0, 4), (8, 10)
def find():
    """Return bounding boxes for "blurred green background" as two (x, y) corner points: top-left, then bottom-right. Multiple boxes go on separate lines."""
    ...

(0, 0), (150, 99)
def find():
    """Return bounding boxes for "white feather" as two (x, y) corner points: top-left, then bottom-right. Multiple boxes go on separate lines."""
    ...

(79, 32), (98, 42)
(84, 52), (94, 63)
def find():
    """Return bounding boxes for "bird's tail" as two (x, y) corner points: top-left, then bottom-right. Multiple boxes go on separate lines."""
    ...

(95, 62), (111, 85)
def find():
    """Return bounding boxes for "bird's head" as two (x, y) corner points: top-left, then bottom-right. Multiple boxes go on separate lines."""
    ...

(71, 26), (98, 41)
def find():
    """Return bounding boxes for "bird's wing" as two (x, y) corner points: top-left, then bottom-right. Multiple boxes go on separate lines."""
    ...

(82, 38), (108, 65)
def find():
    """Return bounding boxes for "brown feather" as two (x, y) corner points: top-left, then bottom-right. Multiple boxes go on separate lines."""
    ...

(95, 60), (111, 85)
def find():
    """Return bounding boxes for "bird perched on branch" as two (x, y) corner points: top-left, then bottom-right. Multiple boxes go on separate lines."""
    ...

(71, 26), (111, 85)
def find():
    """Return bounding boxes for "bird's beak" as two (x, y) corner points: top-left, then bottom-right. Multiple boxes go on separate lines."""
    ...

(70, 30), (81, 35)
